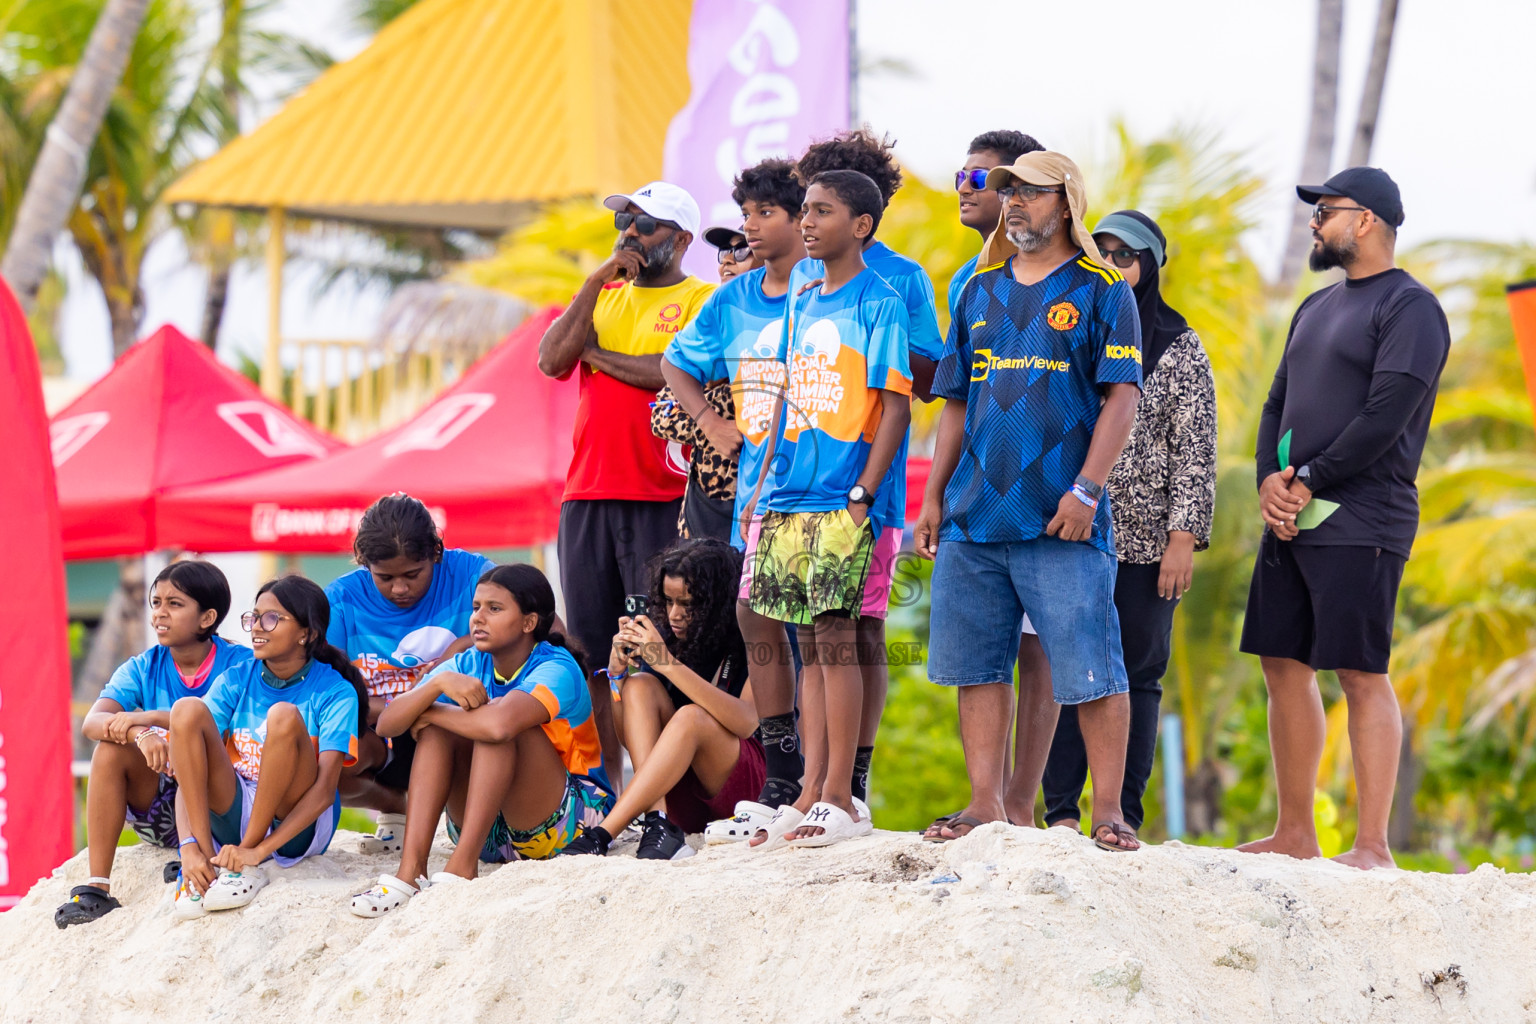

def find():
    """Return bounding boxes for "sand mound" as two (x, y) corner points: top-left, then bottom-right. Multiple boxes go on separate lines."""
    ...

(3, 825), (1533, 1023)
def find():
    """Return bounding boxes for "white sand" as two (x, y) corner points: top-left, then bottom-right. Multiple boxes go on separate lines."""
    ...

(3, 824), (1533, 1023)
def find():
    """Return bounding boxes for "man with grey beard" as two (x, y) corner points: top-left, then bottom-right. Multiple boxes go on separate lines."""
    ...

(538, 182), (716, 789)
(914, 152), (1145, 850)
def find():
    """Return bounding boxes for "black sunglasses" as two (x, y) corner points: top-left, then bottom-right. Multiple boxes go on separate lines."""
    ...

(1098, 246), (1145, 269)
(614, 211), (678, 236)
(954, 168), (991, 191)
(716, 244), (753, 264)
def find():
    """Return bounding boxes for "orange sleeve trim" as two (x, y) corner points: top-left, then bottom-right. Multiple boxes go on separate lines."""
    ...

(529, 683), (561, 721)
(882, 369), (914, 396)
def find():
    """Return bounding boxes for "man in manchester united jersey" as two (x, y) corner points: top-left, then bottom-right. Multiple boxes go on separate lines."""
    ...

(538, 182), (715, 697)
(914, 151), (1144, 852)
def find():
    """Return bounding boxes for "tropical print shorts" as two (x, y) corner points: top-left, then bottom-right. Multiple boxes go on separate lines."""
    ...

(125, 773), (179, 848)
(740, 509), (876, 624)
(447, 772), (614, 863)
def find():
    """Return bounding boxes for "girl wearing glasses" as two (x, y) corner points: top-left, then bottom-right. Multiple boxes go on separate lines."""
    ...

(350, 564), (612, 916)
(55, 561), (249, 928)
(1040, 210), (1217, 837)
(325, 493), (494, 851)
(168, 575), (364, 917)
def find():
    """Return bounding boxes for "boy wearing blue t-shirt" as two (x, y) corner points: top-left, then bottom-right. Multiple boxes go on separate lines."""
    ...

(663, 159), (806, 825)
(738, 170), (911, 850)
(788, 130), (943, 811)
(915, 151), (1144, 852)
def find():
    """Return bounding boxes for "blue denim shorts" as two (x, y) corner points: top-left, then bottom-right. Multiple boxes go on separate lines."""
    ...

(928, 536), (1129, 704)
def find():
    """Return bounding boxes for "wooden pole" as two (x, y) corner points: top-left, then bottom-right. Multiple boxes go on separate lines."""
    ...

(263, 207), (286, 399)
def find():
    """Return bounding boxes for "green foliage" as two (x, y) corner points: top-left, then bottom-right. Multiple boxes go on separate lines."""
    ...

(868, 557), (970, 832)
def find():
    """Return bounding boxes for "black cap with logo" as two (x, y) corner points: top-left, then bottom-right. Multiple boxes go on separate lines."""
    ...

(1297, 167), (1404, 227)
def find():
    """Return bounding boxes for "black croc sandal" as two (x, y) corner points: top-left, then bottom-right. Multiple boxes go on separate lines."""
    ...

(54, 884), (121, 929)
(163, 859), (182, 884)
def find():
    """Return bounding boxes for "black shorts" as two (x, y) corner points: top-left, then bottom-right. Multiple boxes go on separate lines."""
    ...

(1238, 535), (1405, 674)
(681, 481), (735, 543)
(373, 729), (416, 791)
(558, 498), (683, 675)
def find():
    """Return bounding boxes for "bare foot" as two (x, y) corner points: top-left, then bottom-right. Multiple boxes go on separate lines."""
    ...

(1236, 833), (1323, 859)
(1002, 796), (1037, 827)
(1332, 845), (1395, 871)
(1050, 818), (1081, 833)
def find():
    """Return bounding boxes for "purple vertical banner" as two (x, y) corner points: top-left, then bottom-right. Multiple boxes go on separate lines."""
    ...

(663, 0), (851, 278)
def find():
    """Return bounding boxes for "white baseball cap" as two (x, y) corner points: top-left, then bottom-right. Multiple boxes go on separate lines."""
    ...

(603, 181), (701, 237)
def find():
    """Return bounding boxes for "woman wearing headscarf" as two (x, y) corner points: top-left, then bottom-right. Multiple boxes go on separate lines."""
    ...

(1041, 210), (1217, 838)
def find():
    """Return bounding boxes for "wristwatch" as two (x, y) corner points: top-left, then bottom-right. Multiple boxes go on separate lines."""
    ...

(848, 485), (875, 506)
(1296, 464), (1313, 488)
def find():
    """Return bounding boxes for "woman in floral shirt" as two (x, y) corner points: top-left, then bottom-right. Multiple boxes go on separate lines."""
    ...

(1042, 210), (1217, 834)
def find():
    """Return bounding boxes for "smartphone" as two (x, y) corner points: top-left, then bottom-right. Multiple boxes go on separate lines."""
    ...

(624, 594), (649, 619)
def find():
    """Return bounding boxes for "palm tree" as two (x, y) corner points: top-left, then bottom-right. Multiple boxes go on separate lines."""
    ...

(1276, 0), (1343, 296)
(1347, 0), (1400, 167)
(0, 0), (150, 310)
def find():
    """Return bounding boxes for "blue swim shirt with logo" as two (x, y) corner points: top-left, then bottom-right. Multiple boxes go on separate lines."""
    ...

(663, 267), (788, 549)
(99, 635), (252, 712)
(325, 547), (495, 700)
(759, 267), (912, 523)
(933, 251), (1142, 554)
(789, 242), (938, 529)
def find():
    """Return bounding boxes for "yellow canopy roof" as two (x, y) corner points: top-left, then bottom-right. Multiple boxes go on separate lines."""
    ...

(166, 0), (692, 230)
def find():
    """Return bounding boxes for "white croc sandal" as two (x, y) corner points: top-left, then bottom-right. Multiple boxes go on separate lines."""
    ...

(428, 871), (469, 886)
(172, 875), (208, 920)
(358, 813), (407, 855)
(202, 866), (267, 911)
(705, 801), (776, 844)
(750, 805), (805, 853)
(350, 874), (419, 918)
(786, 801), (874, 849)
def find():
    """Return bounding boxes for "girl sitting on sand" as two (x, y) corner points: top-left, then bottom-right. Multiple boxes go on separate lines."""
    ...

(561, 538), (764, 860)
(55, 561), (250, 928)
(350, 564), (614, 917)
(169, 575), (363, 918)
(325, 493), (494, 852)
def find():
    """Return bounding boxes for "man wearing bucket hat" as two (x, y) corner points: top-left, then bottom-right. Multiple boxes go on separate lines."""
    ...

(538, 181), (716, 768)
(914, 151), (1145, 851)
(1239, 167), (1449, 870)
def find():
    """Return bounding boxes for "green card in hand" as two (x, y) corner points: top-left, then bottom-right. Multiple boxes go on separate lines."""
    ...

(1278, 430), (1338, 529)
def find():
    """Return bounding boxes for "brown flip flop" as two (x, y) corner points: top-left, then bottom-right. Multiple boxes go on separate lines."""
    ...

(1091, 821), (1141, 852)
(925, 815), (986, 843)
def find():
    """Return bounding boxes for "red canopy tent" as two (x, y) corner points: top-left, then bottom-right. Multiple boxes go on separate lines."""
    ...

(157, 307), (577, 552)
(50, 325), (343, 559)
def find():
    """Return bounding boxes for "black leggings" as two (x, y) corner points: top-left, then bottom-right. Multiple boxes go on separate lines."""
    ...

(1041, 560), (1179, 831)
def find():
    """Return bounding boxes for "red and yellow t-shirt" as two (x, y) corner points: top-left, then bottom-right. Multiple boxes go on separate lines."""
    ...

(562, 277), (716, 501)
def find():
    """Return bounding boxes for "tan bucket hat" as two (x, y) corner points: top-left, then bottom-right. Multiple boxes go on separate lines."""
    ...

(979, 151), (1109, 272)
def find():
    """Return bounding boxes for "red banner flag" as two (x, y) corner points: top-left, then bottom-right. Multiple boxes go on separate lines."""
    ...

(0, 278), (74, 908)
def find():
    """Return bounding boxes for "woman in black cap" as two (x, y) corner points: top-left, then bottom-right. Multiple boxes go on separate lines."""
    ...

(1041, 209), (1217, 839)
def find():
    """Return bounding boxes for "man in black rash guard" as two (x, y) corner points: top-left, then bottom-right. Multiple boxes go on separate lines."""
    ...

(1237, 167), (1449, 871)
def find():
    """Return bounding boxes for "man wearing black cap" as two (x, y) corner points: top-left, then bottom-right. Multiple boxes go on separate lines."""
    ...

(1238, 167), (1450, 870)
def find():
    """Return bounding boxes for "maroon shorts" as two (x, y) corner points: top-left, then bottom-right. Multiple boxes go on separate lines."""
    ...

(663, 736), (767, 834)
